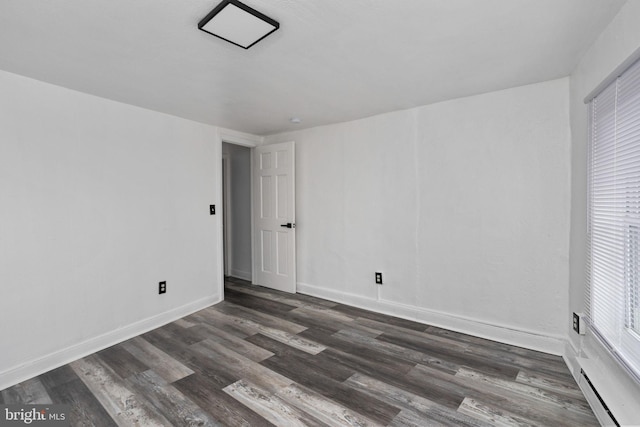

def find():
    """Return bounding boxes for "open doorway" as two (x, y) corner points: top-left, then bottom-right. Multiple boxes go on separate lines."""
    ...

(222, 142), (252, 285)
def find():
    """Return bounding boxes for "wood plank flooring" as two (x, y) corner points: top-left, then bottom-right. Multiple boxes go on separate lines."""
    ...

(1, 278), (598, 426)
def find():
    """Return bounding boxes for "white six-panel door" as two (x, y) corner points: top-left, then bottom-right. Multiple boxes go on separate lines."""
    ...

(253, 142), (296, 293)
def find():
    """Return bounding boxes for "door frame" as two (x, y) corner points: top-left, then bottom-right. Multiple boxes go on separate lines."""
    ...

(216, 128), (261, 299)
(221, 152), (231, 277)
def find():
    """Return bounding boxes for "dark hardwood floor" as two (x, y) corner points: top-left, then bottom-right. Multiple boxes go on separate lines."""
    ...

(1, 278), (597, 426)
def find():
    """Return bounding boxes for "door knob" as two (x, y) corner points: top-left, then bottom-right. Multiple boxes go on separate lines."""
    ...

(280, 223), (295, 229)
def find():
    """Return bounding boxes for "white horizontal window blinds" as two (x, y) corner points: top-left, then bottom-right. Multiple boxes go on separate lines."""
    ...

(588, 55), (640, 380)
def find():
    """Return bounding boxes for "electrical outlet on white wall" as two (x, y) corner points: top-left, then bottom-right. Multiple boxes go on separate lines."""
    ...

(375, 272), (383, 284)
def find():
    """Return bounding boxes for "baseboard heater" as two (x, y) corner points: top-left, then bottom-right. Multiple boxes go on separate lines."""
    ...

(578, 369), (619, 426)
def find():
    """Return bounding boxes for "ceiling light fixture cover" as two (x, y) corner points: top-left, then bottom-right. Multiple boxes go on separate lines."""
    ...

(198, 0), (279, 49)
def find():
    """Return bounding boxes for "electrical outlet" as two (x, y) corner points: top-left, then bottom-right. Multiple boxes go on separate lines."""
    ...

(375, 272), (383, 285)
(573, 312), (585, 335)
(159, 281), (167, 294)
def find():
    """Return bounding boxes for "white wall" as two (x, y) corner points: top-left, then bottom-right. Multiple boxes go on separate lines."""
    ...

(0, 70), (222, 389)
(567, 0), (640, 419)
(265, 78), (571, 353)
(222, 143), (252, 280)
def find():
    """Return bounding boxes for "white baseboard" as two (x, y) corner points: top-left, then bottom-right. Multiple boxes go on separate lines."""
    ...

(229, 269), (252, 281)
(297, 282), (565, 355)
(562, 338), (582, 381)
(0, 294), (221, 391)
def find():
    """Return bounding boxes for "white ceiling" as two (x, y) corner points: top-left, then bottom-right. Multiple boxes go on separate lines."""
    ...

(0, 0), (626, 135)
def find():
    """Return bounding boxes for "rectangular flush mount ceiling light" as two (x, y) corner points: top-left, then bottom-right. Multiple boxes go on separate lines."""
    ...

(198, 0), (279, 49)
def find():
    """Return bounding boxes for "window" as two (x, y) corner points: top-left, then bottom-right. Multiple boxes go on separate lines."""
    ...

(587, 55), (640, 379)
